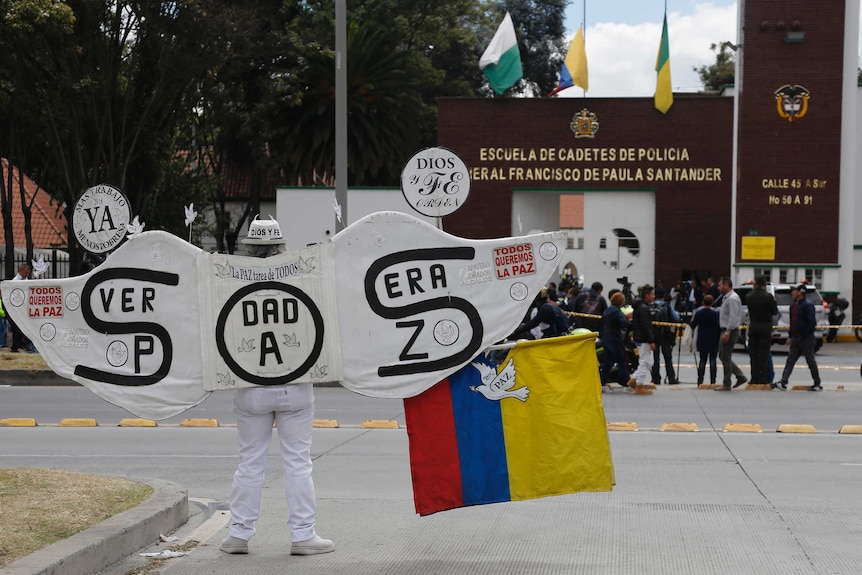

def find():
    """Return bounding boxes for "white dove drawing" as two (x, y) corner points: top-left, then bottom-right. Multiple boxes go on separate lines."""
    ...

(217, 372), (236, 387)
(126, 215), (146, 237)
(311, 364), (328, 379)
(469, 359), (528, 402)
(237, 338), (255, 353)
(184, 203), (198, 227)
(372, 227), (386, 247)
(214, 262), (233, 278)
(298, 255), (316, 273)
(333, 199), (343, 224)
(31, 255), (49, 278)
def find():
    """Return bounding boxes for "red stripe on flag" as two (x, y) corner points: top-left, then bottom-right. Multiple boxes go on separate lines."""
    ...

(403, 378), (463, 515)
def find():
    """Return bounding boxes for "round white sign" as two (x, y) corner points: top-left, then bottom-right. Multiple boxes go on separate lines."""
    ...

(72, 184), (132, 253)
(400, 147), (470, 218)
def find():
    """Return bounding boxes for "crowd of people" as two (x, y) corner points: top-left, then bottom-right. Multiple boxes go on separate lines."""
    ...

(508, 274), (823, 394)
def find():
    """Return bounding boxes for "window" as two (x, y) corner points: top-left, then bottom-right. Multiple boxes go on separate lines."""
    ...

(754, 267), (772, 282)
(779, 269), (797, 284)
(804, 268), (823, 287)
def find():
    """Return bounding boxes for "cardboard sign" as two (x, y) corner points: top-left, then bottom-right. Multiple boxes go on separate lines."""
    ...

(2, 212), (565, 418)
(72, 184), (132, 253)
(332, 212), (564, 397)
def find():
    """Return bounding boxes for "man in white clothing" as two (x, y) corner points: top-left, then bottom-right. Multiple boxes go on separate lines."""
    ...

(220, 216), (334, 556)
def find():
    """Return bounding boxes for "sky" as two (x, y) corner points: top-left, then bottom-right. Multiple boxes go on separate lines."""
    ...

(559, 0), (861, 98)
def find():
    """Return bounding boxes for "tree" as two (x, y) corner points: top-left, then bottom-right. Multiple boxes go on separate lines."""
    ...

(0, 0), (75, 276)
(275, 21), (427, 187)
(498, 0), (568, 97)
(0, 0), (223, 266)
(693, 41), (736, 92)
(178, 0), (331, 253)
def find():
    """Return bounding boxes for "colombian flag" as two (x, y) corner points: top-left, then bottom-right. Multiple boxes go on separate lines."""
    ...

(404, 334), (614, 515)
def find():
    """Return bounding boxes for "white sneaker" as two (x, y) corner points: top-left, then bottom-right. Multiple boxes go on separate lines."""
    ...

(220, 535), (249, 554)
(291, 534), (335, 555)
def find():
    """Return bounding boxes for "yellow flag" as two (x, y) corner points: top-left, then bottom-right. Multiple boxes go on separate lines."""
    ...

(565, 25), (589, 91)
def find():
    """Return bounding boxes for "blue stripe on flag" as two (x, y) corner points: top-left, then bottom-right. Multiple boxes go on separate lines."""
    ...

(449, 358), (511, 506)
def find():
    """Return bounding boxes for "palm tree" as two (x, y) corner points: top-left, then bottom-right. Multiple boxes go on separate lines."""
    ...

(276, 22), (426, 187)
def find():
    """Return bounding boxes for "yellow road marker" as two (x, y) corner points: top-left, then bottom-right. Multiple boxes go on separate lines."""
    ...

(0, 418), (37, 427)
(776, 424), (817, 433)
(607, 422), (638, 431)
(59, 418), (98, 427)
(722, 423), (763, 433)
(313, 419), (339, 428)
(360, 420), (399, 429)
(660, 422), (698, 432)
(119, 418), (157, 427)
(180, 418), (219, 427)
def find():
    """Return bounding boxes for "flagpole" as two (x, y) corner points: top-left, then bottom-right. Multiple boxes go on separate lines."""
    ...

(582, 0), (587, 97)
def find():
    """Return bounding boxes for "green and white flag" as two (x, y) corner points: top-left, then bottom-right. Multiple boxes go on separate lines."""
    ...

(479, 12), (523, 94)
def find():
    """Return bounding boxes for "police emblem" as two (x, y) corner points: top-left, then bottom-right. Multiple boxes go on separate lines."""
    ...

(774, 84), (810, 122)
(570, 108), (599, 138)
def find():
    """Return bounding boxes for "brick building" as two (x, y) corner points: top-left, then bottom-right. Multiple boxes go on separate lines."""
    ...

(437, 0), (860, 308)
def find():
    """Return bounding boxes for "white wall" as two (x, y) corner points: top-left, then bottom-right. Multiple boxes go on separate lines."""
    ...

(583, 192), (655, 294)
(510, 190), (655, 292)
(510, 192), (560, 236)
(275, 188), (437, 248)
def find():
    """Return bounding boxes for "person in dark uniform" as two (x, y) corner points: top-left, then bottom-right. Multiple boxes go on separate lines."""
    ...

(745, 276), (778, 385)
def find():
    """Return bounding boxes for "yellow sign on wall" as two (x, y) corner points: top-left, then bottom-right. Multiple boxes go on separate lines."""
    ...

(741, 236), (776, 260)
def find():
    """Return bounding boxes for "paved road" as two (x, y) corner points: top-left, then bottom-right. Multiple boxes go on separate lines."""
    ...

(2, 426), (861, 574)
(2, 342), (862, 574)
(2, 344), (862, 428)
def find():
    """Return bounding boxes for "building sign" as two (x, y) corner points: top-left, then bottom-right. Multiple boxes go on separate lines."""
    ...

(741, 236), (776, 260)
(72, 184), (132, 253)
(400, 147), (471, 217)
(469, 146), (722, 184)
(2, 212), (566, 419)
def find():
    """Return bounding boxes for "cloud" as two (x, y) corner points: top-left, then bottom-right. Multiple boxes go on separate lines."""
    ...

(560, 4), (737, 98)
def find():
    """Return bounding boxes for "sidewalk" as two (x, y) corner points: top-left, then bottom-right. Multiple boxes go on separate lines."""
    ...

(98, 428), (862, 575)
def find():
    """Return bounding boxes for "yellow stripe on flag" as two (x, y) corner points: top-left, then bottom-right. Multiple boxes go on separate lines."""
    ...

(499, 334), (614, 501)
(566, 25), (589, 91)
(655, 14), (673, 114)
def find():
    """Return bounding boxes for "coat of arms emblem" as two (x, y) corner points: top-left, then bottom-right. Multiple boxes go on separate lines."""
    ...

(570, 108), (599, 138)
(774, 84), (810, 122)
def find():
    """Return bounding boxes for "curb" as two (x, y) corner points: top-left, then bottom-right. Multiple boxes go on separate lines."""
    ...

(2, 477), (188, 575)
(2, 370), (76, 386)
(0, 370), (345, 388)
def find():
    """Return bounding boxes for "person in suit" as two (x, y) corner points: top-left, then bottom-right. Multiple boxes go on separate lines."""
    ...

(745, 276), (778, 385)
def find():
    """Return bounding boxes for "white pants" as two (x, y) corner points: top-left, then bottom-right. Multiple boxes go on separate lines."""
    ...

(633, 342), (655, 385)
(229, 383), (317, 542)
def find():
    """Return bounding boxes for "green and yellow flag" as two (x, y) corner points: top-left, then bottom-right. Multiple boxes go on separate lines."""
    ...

(655, 14), (673, 114)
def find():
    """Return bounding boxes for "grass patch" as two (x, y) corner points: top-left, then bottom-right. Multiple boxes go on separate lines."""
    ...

(0, 468), (152, 568)
(0, 350), (49, 370)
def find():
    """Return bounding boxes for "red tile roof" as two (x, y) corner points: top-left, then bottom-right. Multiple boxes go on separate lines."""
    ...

(1, 159), (68, 249)
(220, 162), (280, 200)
